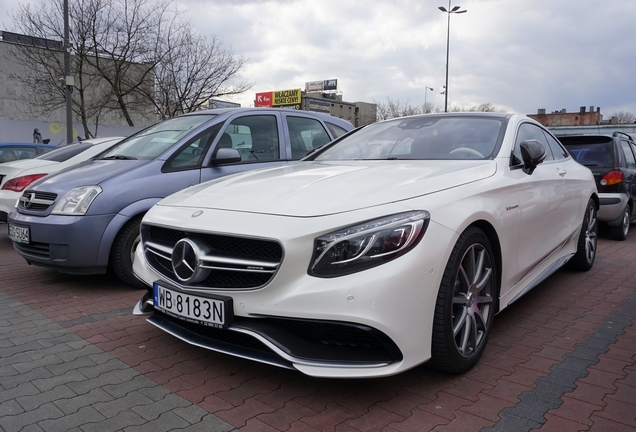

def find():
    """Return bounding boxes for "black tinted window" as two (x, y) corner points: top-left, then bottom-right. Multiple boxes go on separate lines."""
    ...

(566, 143), (612, 167)
(620, 140), (636, 169)
(35, 143), (93, 162)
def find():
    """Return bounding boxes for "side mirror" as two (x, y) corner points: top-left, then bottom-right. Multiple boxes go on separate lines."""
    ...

(211, 148), (241, 165)
(520, 139), (546, 175)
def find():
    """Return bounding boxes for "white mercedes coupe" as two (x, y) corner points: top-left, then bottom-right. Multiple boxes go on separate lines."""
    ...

(133, 113), (598, 378)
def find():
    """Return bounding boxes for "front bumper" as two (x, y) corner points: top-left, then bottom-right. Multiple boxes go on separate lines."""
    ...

(7, 211), (116, 274)
(131, 208), (458, 378)
(598, 193), (628, 224)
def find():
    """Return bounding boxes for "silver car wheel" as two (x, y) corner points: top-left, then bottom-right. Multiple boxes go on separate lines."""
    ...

(584, 204), (598, 261)
(452, 243), (494, 358)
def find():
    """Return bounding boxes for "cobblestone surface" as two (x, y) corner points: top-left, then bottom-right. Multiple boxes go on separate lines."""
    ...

(0, 225), (634, 431)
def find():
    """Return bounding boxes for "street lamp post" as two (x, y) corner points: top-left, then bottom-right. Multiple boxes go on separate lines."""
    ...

(438, 1), (467, 112)
(424, 86), (434, 113)
(63, 0), (73, 144)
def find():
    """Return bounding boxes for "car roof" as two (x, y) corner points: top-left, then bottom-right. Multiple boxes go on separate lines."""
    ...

(178, 107), (353, 128)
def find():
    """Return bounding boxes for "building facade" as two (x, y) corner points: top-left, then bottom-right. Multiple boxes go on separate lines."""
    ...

(0, 31), (154, 143)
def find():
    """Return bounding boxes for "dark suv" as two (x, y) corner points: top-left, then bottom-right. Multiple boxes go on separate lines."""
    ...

(559, 132), (636, 240)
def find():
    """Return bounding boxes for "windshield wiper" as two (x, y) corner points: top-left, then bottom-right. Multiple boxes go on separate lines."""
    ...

(99, 155), (138, 160)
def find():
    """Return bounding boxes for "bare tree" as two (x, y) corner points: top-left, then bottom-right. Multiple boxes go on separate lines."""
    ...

(7, 1), (113, 138)
(375, 97), (425, 121)
(441, 102), (504, 113)
(8, 0), (253, 133)
(610, 111), (636, 124)
(152, 22), (253, 119)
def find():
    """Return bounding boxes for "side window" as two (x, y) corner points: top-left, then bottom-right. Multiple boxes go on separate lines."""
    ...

(220, 115), (280, 162)
(0, 147), (23, 162)
(286, 116), (331, 159)
(620, 140), (636, 169)
(512, 123), (552, 166)
(325, 122), (349, 138)
(165, 123), (221, 170)
(542, 131), (569, 160)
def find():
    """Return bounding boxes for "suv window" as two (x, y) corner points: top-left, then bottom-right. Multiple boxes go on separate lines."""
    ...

(221, 115), (280, 162)
(559, 136), (613, 168)
(286, 116), (331, 159)
(620, 140), (636, 169)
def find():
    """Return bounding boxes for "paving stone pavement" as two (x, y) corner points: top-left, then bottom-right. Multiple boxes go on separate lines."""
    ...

(0, 225), (634, 431)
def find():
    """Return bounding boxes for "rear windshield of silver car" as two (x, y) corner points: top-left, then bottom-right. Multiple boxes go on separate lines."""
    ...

(97, 114), (217, 160)
(313, 116), (506, 161)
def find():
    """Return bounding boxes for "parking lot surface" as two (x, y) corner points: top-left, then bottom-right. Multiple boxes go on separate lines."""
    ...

(0, 226), (634, 432)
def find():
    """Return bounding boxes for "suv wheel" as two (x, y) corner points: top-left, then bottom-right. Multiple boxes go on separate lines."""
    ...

(610, 205), (630, 241)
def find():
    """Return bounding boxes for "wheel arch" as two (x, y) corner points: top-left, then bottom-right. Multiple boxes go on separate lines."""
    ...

(466, 219), (503, 314)
(96, 198), (160, 265)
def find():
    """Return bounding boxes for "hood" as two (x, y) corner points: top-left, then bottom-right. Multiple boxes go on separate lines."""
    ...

(159, 160), (497, 217)
(31, 159), (147, 193)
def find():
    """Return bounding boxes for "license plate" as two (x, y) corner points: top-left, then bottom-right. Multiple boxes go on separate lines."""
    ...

(8, 224), (30, 244)
(153, 283), (233, 328)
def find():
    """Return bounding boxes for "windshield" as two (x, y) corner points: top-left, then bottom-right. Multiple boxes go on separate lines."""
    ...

(98, 114), (216, 160)
(35, 143), (93, 162)
(313, 116), (506, 161)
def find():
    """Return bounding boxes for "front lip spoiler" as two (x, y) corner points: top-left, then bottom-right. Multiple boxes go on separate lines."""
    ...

(133, 292), (395, 372)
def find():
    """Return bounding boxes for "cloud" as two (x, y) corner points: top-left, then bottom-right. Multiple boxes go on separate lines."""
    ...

(2, 0), (636, 117)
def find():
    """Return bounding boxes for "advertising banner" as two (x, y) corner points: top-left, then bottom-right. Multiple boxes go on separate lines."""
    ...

(308, 99), (331, 114)
(305, 79), (338, 92)
(255, 92), (273, 107)
(273, 89), (301, 106)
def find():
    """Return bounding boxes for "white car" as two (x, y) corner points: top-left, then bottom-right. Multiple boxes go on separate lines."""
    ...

(132, 113), (598, 378)
(0, 137), (122, 222)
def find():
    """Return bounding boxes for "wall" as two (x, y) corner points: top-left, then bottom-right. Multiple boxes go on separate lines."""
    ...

(0, 36), (156, 138)
(0, 117), (143, 144)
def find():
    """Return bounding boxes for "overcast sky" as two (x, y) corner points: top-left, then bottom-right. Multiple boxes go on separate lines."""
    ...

(2, 0), (636, 118)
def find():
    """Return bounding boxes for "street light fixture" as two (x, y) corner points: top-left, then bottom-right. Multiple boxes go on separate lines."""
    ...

(438, 1), (467, 112)
(424, 86), (434, 113)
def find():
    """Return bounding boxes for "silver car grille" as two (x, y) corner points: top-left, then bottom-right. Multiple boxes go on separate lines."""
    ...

(18, 190), (57, 212)
(142, 224), (283, 290)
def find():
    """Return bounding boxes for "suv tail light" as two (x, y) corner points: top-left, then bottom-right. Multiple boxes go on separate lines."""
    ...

(600, 170), (624, 186)
(1, 174), (48, 192)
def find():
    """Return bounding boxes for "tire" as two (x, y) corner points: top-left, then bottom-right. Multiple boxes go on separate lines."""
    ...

(609, 205), (630, 241)
(567, 199), (598, 271)
(110, 216), (145, 288)
(430, 227), (497, 374)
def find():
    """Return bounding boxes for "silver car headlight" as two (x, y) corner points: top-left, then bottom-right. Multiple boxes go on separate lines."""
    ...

(51, 185), (102, 215)
(309, 211), (430, 278)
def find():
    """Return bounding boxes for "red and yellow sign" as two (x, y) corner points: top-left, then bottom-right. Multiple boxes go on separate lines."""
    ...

(255, 88), (301, 108)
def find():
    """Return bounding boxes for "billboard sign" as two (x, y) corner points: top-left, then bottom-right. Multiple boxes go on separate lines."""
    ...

(255, 91), (273, 107)
(273, 89), (301, 106)
(255, 89), (301, 108)
(308, 99), (331, 114)
(305, 79), (338, 93)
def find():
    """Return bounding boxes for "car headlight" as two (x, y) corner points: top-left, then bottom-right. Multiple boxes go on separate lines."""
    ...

(51, 186), (102, 215)
(309, 211), (430, 278)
